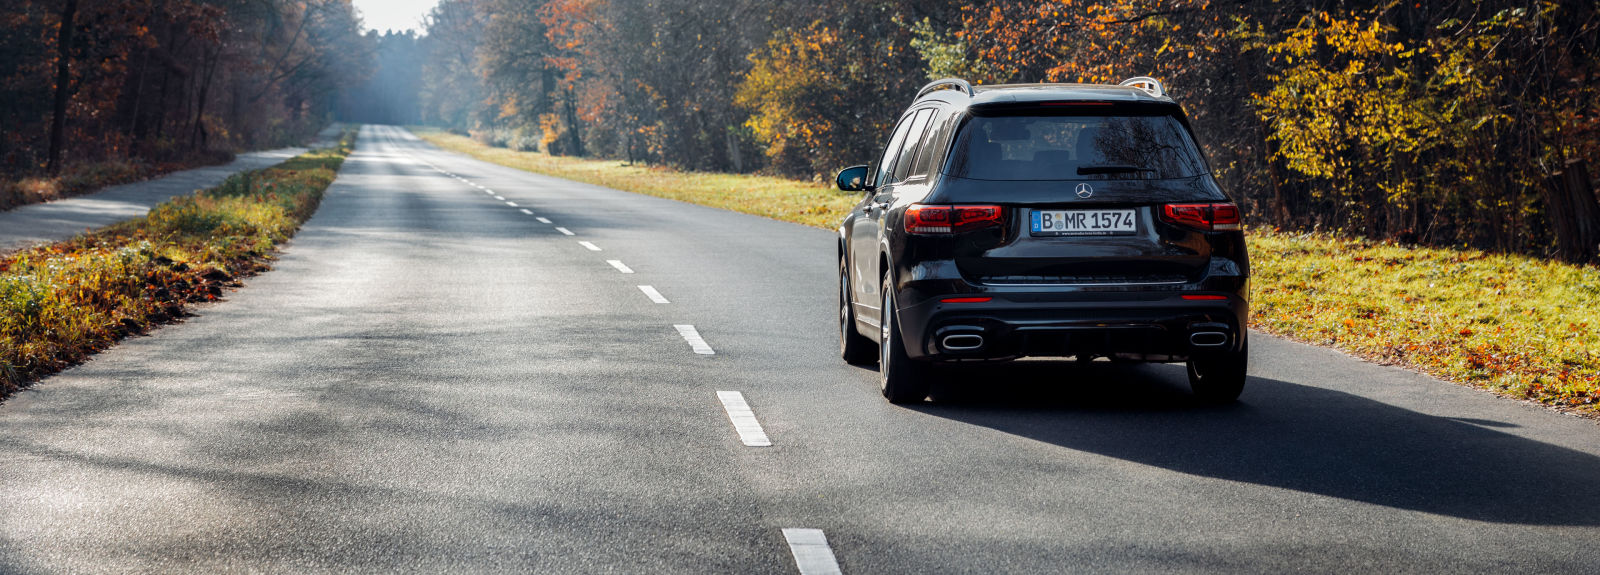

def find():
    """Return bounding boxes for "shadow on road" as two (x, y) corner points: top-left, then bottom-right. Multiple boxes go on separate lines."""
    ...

(913, 360), (1600, 526)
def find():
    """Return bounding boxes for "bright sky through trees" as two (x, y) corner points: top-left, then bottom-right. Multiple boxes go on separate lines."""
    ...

(353, 0), (441, 33)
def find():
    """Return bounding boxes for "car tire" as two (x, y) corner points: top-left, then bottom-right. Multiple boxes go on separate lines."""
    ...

(1187, 340), (1248, 403)
(879, 274), (932, 404)
(840, 256), (877, 365)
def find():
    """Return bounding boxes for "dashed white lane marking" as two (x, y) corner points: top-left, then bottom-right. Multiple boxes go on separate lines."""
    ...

(484, 190), (495, 195)
(578, 241), (601, 251)
(715, 391), (769, 446)
(607, 260), (634, 273)
(782, 529), (842, 575)
(637, 285), (669, 304)
(494, 196), (506, 201)
(520, 209), (534, 215)
(506, 201), (519, 207)
(555, 227), (575, 236)
(675, 324), (715, 355)
(536, 217), (553, 224)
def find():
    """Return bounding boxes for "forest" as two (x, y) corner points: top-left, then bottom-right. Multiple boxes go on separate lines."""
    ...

(6, 1), (1598, 262)
(352, 0), (1595, 262)
(0, 0), (371, 208)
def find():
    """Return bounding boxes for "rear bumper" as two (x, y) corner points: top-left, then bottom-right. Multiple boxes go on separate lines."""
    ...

(896, 291), (1247, 362)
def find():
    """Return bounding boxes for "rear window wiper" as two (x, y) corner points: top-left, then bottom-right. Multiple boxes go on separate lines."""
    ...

(1077, 165), (1157, 175)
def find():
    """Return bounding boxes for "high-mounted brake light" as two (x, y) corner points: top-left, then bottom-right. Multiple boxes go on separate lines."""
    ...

(1160, 203), (1241, 232)
(905, 205), (1004, 235)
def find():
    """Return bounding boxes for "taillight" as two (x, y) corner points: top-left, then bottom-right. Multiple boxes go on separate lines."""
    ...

(905, 205), (1004, 235)
(1161, 203), (1241, 232)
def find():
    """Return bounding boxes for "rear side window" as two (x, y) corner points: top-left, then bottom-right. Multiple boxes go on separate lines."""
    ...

(946, 114), (1208, 181)
(909, 110), (955, 180)
(889, 109), (934, 183)
(872, 114), (918, 187)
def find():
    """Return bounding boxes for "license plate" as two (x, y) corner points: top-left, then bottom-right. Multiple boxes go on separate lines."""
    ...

(1030, 209), (1137, 236)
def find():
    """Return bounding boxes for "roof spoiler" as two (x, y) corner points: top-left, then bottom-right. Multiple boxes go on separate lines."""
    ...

(1119, 76), (1165, 98)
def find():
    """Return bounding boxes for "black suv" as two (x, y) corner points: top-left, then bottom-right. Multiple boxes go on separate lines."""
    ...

(836, 77), (1249, 404)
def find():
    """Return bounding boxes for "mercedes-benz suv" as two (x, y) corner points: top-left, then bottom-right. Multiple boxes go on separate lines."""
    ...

(836, 77), (1250, 404)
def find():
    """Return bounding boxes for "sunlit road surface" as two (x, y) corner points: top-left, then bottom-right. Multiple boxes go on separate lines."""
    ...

(2, 125), (1597, 574)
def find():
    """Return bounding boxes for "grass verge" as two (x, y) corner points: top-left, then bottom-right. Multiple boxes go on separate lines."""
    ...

(1251, 231), (1598, 413)
(412, 127), (855, 228)
(413, 126), (1599, 416)
(0, 128), (357, 395)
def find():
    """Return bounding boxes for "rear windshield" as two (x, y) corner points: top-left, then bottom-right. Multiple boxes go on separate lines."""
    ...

(945, 114), (1208, 181)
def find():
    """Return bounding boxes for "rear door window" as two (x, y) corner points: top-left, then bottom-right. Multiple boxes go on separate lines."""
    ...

(946, 113), (1208, 181)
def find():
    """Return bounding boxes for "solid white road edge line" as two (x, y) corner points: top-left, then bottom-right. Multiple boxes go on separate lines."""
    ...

(607, 260), (634, 274)
(675, 324), (716, 355)
(536, 217), (553, 224)
(637, 285), (669, 304)
(578, 241), (601, 251)
(520, 209), (534, 215)
(781, 528), (843, 575)
(715, 391), (769, 447)
(556, 227), (575, 236)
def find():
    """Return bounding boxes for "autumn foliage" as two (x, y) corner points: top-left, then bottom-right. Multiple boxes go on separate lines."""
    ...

(400, 0), (1599, 262)
(0, 0), (370, 208)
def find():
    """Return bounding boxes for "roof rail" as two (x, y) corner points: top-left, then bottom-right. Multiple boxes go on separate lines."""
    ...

(1119, 76), (1165, 98)
(915, 78), (974, 101)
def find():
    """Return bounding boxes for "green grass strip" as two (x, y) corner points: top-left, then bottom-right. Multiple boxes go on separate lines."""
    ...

(416, 127), (1600, 416)
(1251, 231), (1599, 413)
(0, 128), (358, 395)
(412, 127), (855, 229)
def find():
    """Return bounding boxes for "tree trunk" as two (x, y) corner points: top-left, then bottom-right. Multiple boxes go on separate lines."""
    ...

(1542, 159), (1600, 263)
(46, 0), (79, 176)
(563, 88), (584, 157)
(191, 47), (219, 151)
(726, 127), (743, 174)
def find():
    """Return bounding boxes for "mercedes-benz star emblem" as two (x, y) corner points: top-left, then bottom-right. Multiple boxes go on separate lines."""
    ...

(1075, 183), (1094, 199)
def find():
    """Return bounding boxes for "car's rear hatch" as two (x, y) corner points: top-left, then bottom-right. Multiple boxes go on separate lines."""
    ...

(927, 105), (1229, 286)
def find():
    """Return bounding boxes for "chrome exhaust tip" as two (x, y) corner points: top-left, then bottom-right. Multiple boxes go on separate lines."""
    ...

(1190, 332), (1229, 347)
(941, 334), (984, 351)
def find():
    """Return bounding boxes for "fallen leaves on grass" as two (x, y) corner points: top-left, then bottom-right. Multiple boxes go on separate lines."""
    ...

(1250, 230), (1600, 414)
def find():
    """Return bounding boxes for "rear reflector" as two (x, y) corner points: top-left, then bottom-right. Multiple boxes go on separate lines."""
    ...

(940, 297), (993, 303)
(1161, 203), (1241, 232)
(906, 204), (1004, 235)
(1181, 295), (1229, 301)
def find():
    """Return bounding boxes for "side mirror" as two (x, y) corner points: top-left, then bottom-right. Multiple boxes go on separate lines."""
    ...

(836, 165), (871, 192)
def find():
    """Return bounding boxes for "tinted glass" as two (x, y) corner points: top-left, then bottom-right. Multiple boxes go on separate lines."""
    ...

(873, 114), (916, 187)
(946, 114), (1208, 181)
(910, 110), (953, 180)
(890, 109), (934, 183)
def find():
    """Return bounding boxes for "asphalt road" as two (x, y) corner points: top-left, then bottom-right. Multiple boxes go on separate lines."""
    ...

(2, 125), (1597, 573)
(0, 147), (307, 255)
